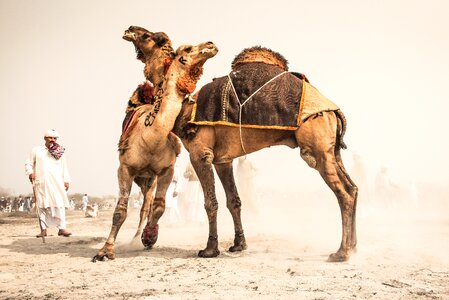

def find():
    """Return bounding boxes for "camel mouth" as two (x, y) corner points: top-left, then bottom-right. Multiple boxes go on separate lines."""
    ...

(123, 31), (136, 42)
(200, 43), (219, 57)
(123, 31), (144, 61)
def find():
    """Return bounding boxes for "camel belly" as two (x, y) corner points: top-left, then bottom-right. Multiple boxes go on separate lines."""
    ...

(211, 126), (297, 161)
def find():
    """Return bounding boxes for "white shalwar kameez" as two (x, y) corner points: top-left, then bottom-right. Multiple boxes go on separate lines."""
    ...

(25, 146), (71, 230)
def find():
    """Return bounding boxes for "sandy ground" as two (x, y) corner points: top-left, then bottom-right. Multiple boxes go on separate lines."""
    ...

(0, 194), (448, 300)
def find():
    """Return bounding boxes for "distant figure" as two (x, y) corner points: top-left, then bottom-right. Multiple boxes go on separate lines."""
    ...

(374, 165), (398, 207)
(82, 194), (89, 212)
(69, 198), (75, 210)
(160, 166), (181, 224)
(350, 152), (370, 204)
(0, 197), (6, 211)
(236, 156), (258, 214)
(17, 195), (24, 212)
(23, 196), (31, 212)
(11, 197), (18, 212)
(85, 203), (98, 218)
(181, 162), (206, 223)
(25, 128), (72, 238)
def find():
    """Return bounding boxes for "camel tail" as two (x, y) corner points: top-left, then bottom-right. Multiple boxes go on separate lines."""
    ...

(335, 109), (347, 150)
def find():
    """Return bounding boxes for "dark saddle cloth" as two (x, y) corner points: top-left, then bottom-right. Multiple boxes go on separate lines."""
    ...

(122, 109), (136, 133)
(192, 63), (304, 130)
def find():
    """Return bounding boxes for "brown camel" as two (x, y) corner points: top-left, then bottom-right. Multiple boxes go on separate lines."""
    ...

(124, 27), (357, 262)
(92, 32), (218, 261)
(120, 26), (177, 244)
(171, 47), (358, 262)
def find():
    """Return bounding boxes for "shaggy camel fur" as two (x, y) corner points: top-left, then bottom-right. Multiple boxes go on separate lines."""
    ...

(92, 29), (218, 261)
(171, 47), (358, 262)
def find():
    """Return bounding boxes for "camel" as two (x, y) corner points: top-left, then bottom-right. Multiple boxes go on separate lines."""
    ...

(91, 29), (218, 261)
(122, 27), (357, 262)
(171, 47), (358, 262)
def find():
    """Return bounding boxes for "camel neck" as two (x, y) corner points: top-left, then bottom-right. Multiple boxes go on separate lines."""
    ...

(143, 68), (185, 135)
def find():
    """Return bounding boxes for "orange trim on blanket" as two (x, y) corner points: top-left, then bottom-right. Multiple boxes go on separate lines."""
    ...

(189, 101), (198, 122)
(190, 76), (307, 129)
(188, 120), (298, 131)
(298, 79), (307, 125)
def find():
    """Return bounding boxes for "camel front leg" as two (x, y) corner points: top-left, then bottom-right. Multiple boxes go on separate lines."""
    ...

(191, 151), (220, 258)
(92, 165), (133, 262)
(141, 167), (173, 248)
(214, 162), (247, 252)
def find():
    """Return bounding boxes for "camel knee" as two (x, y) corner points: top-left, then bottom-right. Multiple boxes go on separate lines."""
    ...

(152, 197), (165, 220)
(112, 211), (127, 226)
(200, 149), (214, 164)
(204, 199), (218, 215)
(337, 193), (355, 212)
(226, 196), (241, 211)
(350, 185), (359, 200)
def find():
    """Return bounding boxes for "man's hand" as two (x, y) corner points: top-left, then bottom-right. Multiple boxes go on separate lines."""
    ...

(64, 182), (70, 191)
(29, 174), (35, 183)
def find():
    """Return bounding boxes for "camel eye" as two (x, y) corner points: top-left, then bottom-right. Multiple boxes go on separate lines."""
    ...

(142, 33), (150, 40)
(184, 47), (192, 53)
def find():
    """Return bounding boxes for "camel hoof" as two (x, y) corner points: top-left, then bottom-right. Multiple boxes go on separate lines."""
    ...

(198, 248), (220, 258)
(229, 244), (247, 252)
(141, 224), (159, 248)
(327, 251), (350, 262)
(91, 252), (115, 263)
(92, 243), (116, 262)
(229, 233), (247, 252)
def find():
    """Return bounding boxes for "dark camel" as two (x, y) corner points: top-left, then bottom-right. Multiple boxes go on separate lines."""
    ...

(171, 47), (358, 262)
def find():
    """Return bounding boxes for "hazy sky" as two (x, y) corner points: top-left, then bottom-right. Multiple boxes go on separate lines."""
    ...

(1, 0), (448, 196)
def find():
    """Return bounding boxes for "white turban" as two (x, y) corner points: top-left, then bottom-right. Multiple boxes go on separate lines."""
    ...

(44, 128), (60, 138)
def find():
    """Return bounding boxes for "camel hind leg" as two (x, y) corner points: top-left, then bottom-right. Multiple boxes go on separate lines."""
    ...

(214, 162), (247, 252)
(133, 176), (157, 241)
(334, 148), (358, 250)
(297, 112), (358, 262)
(190, 149), (220, 258)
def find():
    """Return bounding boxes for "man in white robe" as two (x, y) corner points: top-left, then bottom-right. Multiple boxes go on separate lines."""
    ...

(25, 129), (72, 237)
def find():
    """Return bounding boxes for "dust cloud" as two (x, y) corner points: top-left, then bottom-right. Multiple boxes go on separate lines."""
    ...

(111, 145), (448, 265)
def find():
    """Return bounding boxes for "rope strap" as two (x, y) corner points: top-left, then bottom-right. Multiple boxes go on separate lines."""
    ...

(227, 71), (288, 153)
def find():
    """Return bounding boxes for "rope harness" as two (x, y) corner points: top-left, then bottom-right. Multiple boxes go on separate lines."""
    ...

(227, 71), (288, 153)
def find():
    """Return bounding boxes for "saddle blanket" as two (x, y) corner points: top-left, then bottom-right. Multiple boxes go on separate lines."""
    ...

(190, 63), (339, 129)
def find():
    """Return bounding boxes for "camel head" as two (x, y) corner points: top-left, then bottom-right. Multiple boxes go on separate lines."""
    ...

(123, 26), (173, 64)
(171, 41), (219, 95)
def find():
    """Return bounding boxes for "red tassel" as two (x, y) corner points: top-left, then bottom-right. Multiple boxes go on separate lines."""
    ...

(139, 81), (154, 104)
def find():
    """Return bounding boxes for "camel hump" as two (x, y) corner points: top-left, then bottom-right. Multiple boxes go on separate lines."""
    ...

(231, 46), (288, 71)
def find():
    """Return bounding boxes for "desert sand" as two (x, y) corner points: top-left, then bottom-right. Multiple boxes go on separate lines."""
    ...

(0, 193), (448, 299)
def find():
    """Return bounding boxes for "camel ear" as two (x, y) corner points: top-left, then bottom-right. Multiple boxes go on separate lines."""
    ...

(153, 32), (170, 47)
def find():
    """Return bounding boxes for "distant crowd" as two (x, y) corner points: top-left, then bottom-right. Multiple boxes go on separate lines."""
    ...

(0, 195), (33, 213)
